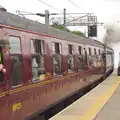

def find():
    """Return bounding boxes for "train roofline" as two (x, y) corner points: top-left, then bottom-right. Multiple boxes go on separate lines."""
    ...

(0, 10), (110, 49)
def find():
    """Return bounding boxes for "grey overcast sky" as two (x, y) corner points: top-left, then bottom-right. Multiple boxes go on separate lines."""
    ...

(1, 0), (120, 22)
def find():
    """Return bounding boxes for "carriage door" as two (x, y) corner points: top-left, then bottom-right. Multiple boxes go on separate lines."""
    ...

(9, 36), (22, 87)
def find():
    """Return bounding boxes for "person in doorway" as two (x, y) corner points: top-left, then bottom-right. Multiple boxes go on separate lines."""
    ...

(0, 47), (8, 74)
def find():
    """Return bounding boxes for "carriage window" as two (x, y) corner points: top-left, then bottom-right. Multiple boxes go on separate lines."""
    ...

(83, 48), (88, 67)
(102, 50), (104, 54)
(88, 48), (93, 67)
(9, 36), (22, 87)
(9, 36), (21, 53)
(94, 48), (96, 55)
(68, 45), (73, 54)
(78, 46), (82, 55)
(78, 46), (83, 71)
(31, 39), (45, 54)
(31, 39), (45, 82)
(52, 42), (61, 54)
(98, 49), (101, 55)
(89, 48), (91, 55)
(68, 45), (74, 72)
(52, 42), (62, 75)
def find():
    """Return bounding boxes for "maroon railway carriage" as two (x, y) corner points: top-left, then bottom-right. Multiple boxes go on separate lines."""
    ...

(0, 10), (114, 120)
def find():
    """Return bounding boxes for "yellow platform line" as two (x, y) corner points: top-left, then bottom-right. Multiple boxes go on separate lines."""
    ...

(80, 77), (120, 120)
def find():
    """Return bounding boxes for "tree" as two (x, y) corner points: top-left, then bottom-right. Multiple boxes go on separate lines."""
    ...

(52, 22), (86, 37)
(52, 22), (70, 32)
(72, 30), (86, 37)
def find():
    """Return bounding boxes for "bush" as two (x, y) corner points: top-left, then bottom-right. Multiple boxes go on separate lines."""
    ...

(52, 23), (86, 37)
(72, 30), (86, 37)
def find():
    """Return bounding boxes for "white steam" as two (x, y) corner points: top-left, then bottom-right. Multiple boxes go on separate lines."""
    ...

(103, 22), (120, 68)
(103, 22), (120, 46)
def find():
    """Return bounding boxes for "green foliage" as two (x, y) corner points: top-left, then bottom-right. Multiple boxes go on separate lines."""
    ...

(72, 30), (86, 37)
(52, 23), (86, 37)
(52, 23), (70, 32)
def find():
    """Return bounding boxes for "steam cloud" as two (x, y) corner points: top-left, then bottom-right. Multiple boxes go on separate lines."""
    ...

(103, 22), (120, 48)
(103, 22), (120, 68)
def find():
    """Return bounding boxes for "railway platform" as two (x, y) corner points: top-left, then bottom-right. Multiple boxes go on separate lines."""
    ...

(49, 71), (120, 120)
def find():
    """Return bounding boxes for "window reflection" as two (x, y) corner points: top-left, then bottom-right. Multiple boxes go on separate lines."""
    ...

(88, 56), (93, 68)
(68, 55), (74, 71)
(78, 55), (83, 71)
(31, 39), (45, 82)
(32, 55), (45, 81)
(68, 45), (74, 72)
(52, 42), (62, 75)
(93, 56), (97, 67)
(53, 54), (61, 75)
(9, 36), (22, 87)
(10, 55), (22, 86)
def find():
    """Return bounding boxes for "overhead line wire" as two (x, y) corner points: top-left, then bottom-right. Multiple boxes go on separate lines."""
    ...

(38, 0), (62, 13)
(38, 0), (74, 19)
(68, 0), (87, 12)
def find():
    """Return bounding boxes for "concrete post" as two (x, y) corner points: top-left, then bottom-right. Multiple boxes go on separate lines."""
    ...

(45, 10), (49, 26)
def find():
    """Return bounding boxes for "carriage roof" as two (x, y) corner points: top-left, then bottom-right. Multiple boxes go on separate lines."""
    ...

(0, 10), (105, 48)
